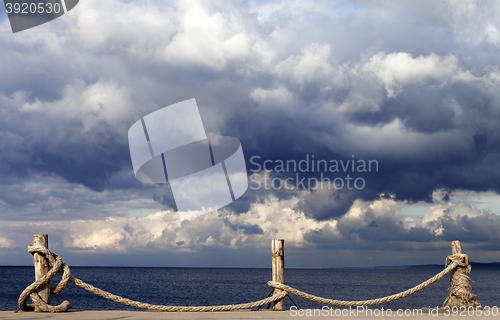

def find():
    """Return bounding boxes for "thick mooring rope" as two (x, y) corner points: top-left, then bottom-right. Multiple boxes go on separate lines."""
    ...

(267, 254), (470, 307)
(19, 246), (470, 312)
(19, 246), (287, 312)
(443, 254), (481, 308)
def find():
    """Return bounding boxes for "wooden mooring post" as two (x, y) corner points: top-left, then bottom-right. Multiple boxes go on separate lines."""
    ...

(33, 234), (50, 311)
(450, 240), (462, 256)
(272, 239), (285, 311)
(443, 240), (481, 308)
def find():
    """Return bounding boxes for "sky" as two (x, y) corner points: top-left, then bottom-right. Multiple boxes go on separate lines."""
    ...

(1, 0), (500, 268)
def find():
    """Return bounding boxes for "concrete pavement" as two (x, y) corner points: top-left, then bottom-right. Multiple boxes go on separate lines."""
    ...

(1, 308), (498, 320)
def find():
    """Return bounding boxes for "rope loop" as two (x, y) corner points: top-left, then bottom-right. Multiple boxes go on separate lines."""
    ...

(446, 253), (470, 268)
(443, 253), (480, 308)
(19, 246), (72, 312)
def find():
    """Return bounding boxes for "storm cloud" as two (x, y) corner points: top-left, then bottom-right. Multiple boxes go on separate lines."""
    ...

(1, 0), (500, 266)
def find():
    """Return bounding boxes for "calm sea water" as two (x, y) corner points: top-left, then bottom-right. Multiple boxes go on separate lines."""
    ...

(1, 267), (498, 311)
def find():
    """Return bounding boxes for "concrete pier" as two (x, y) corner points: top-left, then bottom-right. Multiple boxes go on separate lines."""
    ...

(1, 309), (496, 320)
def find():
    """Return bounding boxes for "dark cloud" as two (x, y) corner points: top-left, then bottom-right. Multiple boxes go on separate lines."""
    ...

(295, 187), (378, 220)
(1, 0), (500, 225)
(152, 184), (178, 211)
(439, 211), (500, 243)
(354, 219), (436, 243)
(223, 218), (264, 235)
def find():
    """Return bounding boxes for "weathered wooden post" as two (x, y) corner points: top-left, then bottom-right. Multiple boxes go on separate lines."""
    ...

(450, 240), (462, 256)
(443, 240), (481, 308)
(272, 239), (285, 311)
(33, 234), (50, 311)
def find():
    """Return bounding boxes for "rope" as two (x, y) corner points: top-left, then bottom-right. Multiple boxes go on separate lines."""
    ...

(443, 254), (481, 307)
(19, 245), (287, 312)
(267, 254), (470, 307)
(19, 246), (469, 312)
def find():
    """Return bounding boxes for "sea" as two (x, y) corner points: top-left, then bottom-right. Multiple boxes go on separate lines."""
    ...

(1, 267), (498, 311)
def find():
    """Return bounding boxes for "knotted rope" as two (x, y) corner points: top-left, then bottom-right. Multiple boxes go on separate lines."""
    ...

(19, 246), (474, 313)
(443, 254), (481, 308)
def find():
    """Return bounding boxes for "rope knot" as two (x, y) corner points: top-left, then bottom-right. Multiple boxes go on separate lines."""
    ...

(19, 246), (72, 312)
(443, 253), (480, 308)
(446, 253), (470, 268)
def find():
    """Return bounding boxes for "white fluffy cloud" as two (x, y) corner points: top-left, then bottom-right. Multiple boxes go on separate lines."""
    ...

(2, 191), (498, 253)
(363, 52), (459, 98)
(2, 188), (499, 267)
(162, 1), (252, 70)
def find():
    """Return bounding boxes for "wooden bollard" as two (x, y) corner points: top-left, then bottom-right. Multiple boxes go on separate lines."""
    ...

(443, 240), (481, 307)
(272, 239), (285, 311)
(33, 234), (50, 311)
(451, 240), (462, 256)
